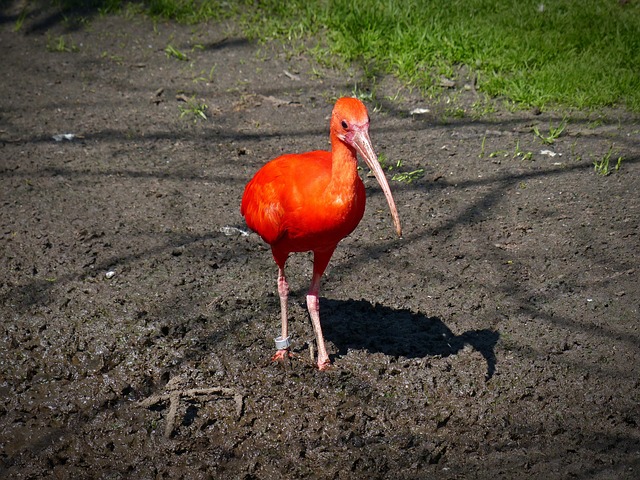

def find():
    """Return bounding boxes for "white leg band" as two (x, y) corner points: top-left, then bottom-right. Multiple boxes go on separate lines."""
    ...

(274, 335), (291, 350)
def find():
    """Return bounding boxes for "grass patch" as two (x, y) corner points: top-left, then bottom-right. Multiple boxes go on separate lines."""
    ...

(245, 0), (640, 112)
(164, 43), (189, 61)
(532, 119), (567, 145)
(178, 96), (208, 121)
(392, 169), (425, 184)
(46, 33), (79, 52)
(513, 139), (533, 161)
(593, 145), (624, 176)
(377, 154), (425, 183)
(37, 0), (640, 111)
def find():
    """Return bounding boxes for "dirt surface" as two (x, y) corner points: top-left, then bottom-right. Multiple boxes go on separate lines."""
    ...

(1, 7), (639, 479)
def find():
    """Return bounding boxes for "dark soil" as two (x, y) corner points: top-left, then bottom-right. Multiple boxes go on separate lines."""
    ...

(1, 7), (639, 479)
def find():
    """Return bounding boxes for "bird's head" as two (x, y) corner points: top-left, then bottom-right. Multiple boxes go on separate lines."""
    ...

(331, 97), (402, 237)
(332, 97), (371, 146)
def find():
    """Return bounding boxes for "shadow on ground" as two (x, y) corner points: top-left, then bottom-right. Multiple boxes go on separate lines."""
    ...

(322, 298), (499, 379)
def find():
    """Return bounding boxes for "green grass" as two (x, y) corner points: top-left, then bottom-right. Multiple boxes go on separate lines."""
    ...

(377, 154), (425, 183)
(593, 144), (624, 176)
(37, 0), (640, 111)
(164, 43), (189, 61)
(532, 119), (567, 145)
(178, 96), (208, 121)
(231, 0), (640, 111)
(46, 33), (79, 52)
(392, 169), (425, 184)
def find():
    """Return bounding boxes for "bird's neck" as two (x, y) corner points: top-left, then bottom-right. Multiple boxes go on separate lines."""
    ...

(328, 138), (359, 193)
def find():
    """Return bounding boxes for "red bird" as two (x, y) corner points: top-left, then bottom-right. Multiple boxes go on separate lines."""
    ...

(241, 97), (401, 370)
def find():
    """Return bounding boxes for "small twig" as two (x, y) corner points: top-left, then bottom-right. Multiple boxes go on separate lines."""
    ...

(140, 384), (244, 437)
(259, 94), (301, 107)
(209, 37), (228, 49)
(283, 69), (300, 81)
(165, 391), (180, 437)
(309, 340), (315, 364)
(470, 72), (479, 99)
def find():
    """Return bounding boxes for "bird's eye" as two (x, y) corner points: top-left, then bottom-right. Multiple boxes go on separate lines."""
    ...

(341, 120), (348, 129)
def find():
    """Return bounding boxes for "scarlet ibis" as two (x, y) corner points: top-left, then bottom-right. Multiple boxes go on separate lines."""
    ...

(241, 97), (401, 370)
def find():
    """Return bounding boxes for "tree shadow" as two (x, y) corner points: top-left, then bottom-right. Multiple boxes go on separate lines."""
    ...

(320, 298), (499, 380)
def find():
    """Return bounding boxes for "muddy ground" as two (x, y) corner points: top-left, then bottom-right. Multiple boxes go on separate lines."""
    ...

(1, 6), (639, 479)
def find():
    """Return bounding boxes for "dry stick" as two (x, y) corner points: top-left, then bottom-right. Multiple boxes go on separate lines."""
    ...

(309, 341), (315, 364)
(140, 386), (244, 438)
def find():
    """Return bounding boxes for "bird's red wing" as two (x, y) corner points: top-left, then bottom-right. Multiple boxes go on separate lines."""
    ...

(241, 168), (286, 244)
(241, 152), (332, 245)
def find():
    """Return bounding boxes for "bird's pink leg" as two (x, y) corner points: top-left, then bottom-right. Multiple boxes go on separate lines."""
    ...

(271, 265), (292, 362)
(307, 274), (330, 370)
(307, 249), (335, 370)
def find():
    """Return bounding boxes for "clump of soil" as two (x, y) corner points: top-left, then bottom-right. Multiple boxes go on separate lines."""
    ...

(1, 7), (639, 479)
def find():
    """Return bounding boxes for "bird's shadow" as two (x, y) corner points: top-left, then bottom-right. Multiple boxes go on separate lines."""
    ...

(320, 299), (499, 380)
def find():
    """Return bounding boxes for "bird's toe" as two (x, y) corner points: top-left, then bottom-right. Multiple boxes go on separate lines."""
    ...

(317, 359), (332, 371)
(271, 349), (293, 363)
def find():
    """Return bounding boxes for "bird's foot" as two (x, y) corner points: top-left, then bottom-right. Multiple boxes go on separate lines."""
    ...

(317, 358), (332, 371)
(271, 348), (293, 363)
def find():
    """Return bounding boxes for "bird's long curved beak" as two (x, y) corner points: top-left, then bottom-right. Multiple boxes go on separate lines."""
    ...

(352, 129), (402, 237)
